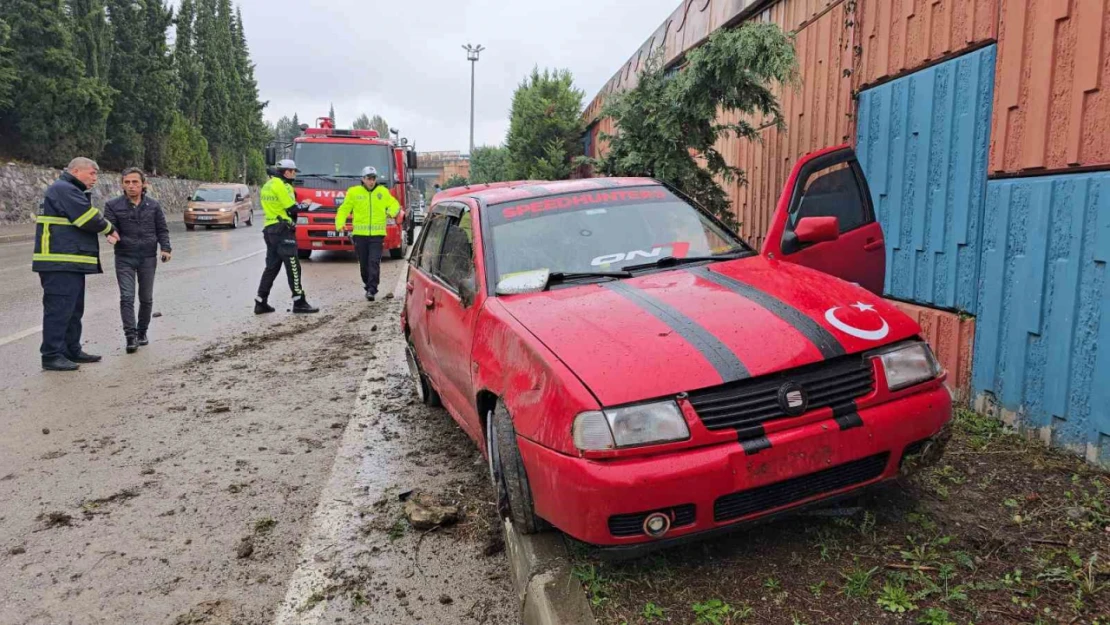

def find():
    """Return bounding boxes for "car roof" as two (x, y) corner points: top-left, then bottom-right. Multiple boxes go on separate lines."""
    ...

(195, 183), (243, 189)
(432, 177), (659, 207)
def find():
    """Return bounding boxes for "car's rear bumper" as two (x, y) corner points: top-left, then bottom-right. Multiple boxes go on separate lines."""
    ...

(518, 382), (952, 547)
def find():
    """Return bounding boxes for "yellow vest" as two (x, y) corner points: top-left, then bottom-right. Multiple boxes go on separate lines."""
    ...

(261, 176), (296, 226)
(336, 184), (400, 236)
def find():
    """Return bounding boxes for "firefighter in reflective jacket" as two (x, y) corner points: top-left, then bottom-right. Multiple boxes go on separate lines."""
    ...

(255, 159), (319, 314)
(32, 157), (120, 372)
(335, 166), (400, 301)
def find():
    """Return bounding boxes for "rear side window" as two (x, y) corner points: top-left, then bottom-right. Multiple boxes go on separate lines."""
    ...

(415, 213), (449, 273)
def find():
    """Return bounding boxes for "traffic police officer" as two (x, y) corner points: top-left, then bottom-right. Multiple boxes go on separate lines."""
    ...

(335, 166), (400, 301)
(255, 159), (319, 314)
(32, 157), (120, 372)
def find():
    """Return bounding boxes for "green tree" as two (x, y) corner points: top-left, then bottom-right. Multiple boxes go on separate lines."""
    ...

(505, 68), (584, 180)
(174, 0), (204, 123)
(229, 7), (267, 159)
(0, 0), (114, 164)
(328, 102), (336, 126)
(469, 145), (511, 184)
(593, 24), (797, 227)
(0, 18), (17, 115)
(102, 0), (177, 172)
(352, 113), (371, 130)
(442, 174), (468, 190)
(369, 114), (389, 138)
(69, 0), (112, 81)
(163, 110), (212, 179)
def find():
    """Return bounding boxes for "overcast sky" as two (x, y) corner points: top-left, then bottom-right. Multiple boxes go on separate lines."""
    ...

(234, 0), (678, 153)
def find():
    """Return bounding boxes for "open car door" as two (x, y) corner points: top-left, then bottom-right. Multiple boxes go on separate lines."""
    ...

(762, 145), (885, 295)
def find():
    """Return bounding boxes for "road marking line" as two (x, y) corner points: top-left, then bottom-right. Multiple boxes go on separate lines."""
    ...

(218, 249), (265, 266)
(0, 325), (42, 347)
(391, 263), (409, 300)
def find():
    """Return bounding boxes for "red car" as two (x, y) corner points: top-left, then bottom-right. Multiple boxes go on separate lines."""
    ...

(402, 145), (952, 548)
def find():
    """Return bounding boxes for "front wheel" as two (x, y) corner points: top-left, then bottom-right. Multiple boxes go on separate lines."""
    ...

(231, 213), (239, 229)
(245, 211), (253, 227)
(297, 249), (312, 260)
(405, 340), (441, 407)
(185, 223), (195, 231)
(488, 402), (546, 534)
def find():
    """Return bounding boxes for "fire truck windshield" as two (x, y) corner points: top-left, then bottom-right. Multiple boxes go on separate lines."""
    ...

(293, 142), (393, 180)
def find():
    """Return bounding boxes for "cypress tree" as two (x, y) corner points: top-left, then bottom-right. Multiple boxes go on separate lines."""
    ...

(174, 0), (204, 124)
(69, 0), (112, 81)
(0, 18), (16, 116)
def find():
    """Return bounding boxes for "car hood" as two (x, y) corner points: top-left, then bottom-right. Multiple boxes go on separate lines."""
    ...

(497, 257), (921, 407)
(188, 201), (235, 208)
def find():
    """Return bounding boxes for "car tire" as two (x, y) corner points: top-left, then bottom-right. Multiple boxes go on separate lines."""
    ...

(205, 225), (212, 230)
(407, 340), (441, 407)
(297, 249), (312, 260)
(246, 211), (253, 227)
(488, 402), (546, 535)
(186, 224), (195, 231)
(231, 213), (239, 229)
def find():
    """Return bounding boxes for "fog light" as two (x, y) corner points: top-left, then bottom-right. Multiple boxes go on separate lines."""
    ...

(642, 512), (671, 538)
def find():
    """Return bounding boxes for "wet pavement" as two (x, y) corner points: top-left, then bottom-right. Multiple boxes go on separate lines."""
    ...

(0, 222), (518, 624)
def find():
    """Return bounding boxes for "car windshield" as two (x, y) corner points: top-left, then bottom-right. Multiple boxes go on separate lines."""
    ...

(293, 142), (392, 179)
(192, 188), (237, 202)
(486, 186), (748, 286)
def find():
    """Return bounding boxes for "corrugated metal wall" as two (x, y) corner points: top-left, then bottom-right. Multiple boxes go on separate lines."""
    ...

(991, 0), (1110, 175)
(856, 46), (996, 313)
(974, 172), (1110, 463)
(857, 0), (999, 89)
(717, 0), (856, 248)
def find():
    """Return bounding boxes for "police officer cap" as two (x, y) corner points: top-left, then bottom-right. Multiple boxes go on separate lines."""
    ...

(361, 166), (378, 178)
(277, 159), (300, 172)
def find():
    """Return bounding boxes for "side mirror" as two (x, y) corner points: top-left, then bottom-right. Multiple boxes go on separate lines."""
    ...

(264, 146), (277, 166)
(459, 275), (477, 308)
(235, 195), (243, 202)
(408, 151), (418, 170)
(794, 216), (840, 245)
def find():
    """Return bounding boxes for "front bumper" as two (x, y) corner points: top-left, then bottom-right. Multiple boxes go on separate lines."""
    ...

(519, 382), (952, 547)
(296, 223), (404, 256)
(185, 212), (234, 225)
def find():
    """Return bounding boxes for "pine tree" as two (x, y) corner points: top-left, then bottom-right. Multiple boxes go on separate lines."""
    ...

(0, 18), (17, 116)
(174, 0), (205, 123)
(0, 0), (114, 164)
(195, 0), (233, 177)
(369, 114), (389, 138)
(505, 68), (584, 180)
(329, 102), (336, 126)
(69, 0), (112, 81)
(139, 0), (178, 172)
(352, 113), (371, 130)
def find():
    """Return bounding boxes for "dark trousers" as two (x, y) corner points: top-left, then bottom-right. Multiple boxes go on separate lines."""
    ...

(353, 235), (384, 295)
(258, 226), (305, 300)
(39, 272), (86, 359)
(116, 256), (157, 338)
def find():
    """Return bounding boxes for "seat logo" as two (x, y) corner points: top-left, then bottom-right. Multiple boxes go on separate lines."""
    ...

(778, 381), (809, 417)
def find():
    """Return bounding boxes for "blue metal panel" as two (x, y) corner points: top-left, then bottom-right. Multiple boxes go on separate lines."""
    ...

(975, 172), (1110, 459)
(856, 46), (997, 313)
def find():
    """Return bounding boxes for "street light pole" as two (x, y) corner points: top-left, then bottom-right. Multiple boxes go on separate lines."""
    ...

(463, 44), (485, 156)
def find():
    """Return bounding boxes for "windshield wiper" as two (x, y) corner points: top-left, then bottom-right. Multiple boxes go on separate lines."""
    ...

(623, 249), (752, 273)
(545, 270), (633, 290)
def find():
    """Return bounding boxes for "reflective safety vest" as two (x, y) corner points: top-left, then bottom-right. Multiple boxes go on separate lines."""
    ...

(335, 184), (400, 237)
(32, 173), (115, 274)
(260, 176), (296, 226)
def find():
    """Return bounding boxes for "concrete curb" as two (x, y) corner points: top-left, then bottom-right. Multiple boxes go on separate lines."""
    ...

(503, 519), (597, 625)
(0, 232), (34, 244)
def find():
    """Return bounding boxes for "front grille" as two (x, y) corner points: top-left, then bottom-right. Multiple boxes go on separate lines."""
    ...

(714, 453), (889, 522)
(608, 504), (696, 537)
(688, 354), (874, 432)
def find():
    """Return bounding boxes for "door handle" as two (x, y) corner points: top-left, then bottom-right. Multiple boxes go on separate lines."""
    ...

(863, 238), (884, 252)
(406, 282), (415, 293)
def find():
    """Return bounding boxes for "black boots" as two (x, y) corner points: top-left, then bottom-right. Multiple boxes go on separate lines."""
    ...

(137, 331), (149, 346)
(254, 297), (276, 314)
(293, 297), (319, 314)
(126, 336), (139, 354)
(42, 356), (80, 371)
(365, 291), (376, 302)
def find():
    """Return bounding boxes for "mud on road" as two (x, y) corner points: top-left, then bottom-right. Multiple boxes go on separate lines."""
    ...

(0, 294), (516, 624)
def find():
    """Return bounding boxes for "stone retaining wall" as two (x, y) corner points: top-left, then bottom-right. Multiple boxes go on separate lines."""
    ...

(0, 161), (258, 225)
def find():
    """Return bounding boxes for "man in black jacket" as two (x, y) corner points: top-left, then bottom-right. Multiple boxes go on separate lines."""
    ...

(104, 168), (172, 353)
(33, 157), (120, 371)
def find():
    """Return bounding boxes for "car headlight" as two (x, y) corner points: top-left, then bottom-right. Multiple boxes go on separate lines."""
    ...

(876, 342), (941, 391)
(572, 400), (690, 451)
(219, 208), (229, 212)
(296, 217), (309, 225)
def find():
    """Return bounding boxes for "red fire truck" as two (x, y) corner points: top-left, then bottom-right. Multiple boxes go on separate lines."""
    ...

(267, 117), (417, 260)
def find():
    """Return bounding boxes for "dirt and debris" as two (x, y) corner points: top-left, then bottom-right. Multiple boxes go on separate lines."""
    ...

(403, 492), (461, 530)
(37, 511), (73, 529)
(575, 409), (1110, 625)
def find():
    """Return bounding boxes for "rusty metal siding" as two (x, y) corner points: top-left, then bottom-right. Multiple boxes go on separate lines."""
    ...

(857, 0), (999, 89)
(886, 299), (977, 404)
(719, 1), (857, 248)
(857, 46), (997, 313)
(990, 0), (1110, 175)
(974, 172), (1110, 464)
